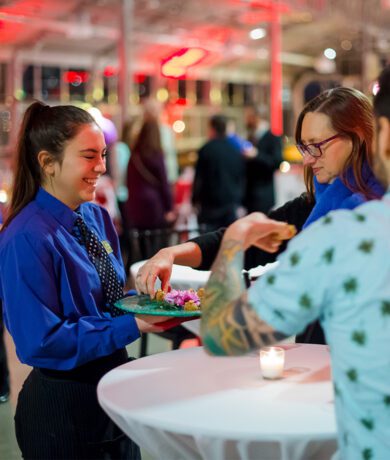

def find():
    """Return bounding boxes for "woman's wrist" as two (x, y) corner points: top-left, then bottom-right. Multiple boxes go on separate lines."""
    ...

(164, 242), (202, 268)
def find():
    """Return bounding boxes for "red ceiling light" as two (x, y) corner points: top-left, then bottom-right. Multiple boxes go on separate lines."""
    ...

(133, 73), (146, 84)
(103, 66), (117, 77)
(161, 47), (207, 79)
(63, 71), (89, 85)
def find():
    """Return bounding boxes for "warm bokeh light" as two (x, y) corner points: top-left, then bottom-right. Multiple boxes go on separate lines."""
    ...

(250, 28), (266, 40)
(93, 88), (104, 101)
(341, 40), (352, 51)
(172, 120), (185, 133)
(210, 88), (222, 104)
(279, 161), (291, 173)
(156, 88), (169, 102)
(324, 48), (337, 60)
(14, 89), (25, 100)
(161, 47), (207, 78)
(108, 94), (118, 104)
(0, 190), (8, 203)
(129, 93), (140, 104)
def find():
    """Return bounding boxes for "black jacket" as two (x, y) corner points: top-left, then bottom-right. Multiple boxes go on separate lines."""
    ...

(190, 193), (326, 345)
(192, 138), (244, 226)
(244, 130), (282, 214)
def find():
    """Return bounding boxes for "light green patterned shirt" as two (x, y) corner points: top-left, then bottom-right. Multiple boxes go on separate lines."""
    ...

(249, 190), (390, 460)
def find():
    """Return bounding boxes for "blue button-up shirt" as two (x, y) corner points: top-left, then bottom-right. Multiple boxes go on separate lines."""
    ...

(0, 188), (139, 370)
(249, 189), (390, 459)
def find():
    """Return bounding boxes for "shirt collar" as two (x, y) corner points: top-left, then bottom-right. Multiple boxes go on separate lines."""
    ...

(35, 187), (85, 232)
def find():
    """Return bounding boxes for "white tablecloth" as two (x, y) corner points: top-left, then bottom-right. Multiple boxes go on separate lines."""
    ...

(98, 344), (337, 460)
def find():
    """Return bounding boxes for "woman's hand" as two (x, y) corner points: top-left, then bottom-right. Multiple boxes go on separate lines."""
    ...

(135, 248), (174, 297)
(135, 314), (173, 333)
(224, 213), (296, 253)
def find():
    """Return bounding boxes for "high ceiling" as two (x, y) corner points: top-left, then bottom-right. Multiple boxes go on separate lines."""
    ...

(0, 0), (390, 81)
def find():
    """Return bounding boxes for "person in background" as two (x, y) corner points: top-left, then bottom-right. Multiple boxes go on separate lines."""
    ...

(110, 119), (134, 206)
(244, 105), (282, 214)
(135, 87), (384, 346)
(125, 118), (175, 258)
(143, 98), (179, 186)
(201, 65), (390, 460)
(0, 102), (170, 459)
(89, 109), (123, 231)
(192, 114), (245, 232)
(226, 118), (257, 158)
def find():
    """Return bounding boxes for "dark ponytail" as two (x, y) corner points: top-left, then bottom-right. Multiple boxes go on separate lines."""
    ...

(2, 101), (95, 229)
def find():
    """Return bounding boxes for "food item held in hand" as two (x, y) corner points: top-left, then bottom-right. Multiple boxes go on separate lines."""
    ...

(287, 224), (297, 237)
(155, 290), (165, 302)
(154, 288), (202, 311)
(270, 224), (297, 243)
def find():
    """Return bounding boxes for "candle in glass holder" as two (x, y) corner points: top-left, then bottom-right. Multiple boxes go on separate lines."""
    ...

(260, 347), (285, 379)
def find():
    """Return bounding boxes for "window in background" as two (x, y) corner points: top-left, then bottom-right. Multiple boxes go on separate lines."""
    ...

(136, 74), (152, 100)
(22, 65), (34, 100)
(66, 68), (88, 101)
(243, 84), (254, 106)
(42, 67), (61, 101)
(0, 63), (6, 103)
(196, 80), (210, 105)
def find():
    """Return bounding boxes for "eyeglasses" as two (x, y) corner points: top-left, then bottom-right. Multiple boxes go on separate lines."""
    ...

(296, 134), (341, 158)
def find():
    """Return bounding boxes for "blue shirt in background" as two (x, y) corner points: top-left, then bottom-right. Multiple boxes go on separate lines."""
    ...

(0, 188), (139, 370)
(227, 133), (253, 154)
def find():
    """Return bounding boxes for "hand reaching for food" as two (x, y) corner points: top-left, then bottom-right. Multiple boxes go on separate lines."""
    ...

(224, 213), (297, 252)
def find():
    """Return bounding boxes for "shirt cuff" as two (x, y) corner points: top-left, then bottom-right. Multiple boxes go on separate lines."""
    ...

(111, 313), (140, 348)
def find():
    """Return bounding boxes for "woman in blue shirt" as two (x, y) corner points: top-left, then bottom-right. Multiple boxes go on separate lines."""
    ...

(0, 102), (167, 459)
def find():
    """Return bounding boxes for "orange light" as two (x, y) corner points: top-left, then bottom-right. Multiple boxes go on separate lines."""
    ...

(161, 48), (207, 79)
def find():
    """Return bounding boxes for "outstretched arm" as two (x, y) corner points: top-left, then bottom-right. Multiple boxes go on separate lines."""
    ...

(201, 214), (294, 356)
(135, 242), (202, 296)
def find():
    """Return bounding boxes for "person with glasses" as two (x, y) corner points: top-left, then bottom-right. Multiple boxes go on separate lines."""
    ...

(201, 65), (390, 460)
(135, 87), (384, 344)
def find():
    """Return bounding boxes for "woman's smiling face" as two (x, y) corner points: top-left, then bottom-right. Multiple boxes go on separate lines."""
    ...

(42, 123), (107, 209)
(300, 112), (353, 184)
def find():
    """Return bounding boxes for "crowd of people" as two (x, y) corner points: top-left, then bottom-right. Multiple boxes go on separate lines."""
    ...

(0, 63), (389, 460)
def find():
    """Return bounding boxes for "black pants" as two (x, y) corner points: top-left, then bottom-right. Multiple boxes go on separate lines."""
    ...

(295, 320), (326, 345)
(15, 349), (141, 460)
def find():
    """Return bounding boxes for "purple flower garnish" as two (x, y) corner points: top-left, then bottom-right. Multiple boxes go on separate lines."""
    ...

(163, 289), (200, 308)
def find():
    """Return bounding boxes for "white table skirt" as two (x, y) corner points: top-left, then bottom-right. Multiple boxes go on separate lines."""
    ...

(98, 344), (337, 460)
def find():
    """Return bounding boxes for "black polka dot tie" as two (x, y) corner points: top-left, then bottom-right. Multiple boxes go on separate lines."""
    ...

(73, 216), (128, 317)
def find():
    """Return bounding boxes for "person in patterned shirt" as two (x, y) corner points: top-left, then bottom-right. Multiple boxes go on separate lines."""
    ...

(201, 65), (390, 460)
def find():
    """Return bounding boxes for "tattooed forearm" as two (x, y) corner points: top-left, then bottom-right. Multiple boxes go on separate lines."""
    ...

(201, 238), (286, 356)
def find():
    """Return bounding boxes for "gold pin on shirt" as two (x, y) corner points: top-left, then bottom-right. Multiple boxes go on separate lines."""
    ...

(102, 240), (113, 254)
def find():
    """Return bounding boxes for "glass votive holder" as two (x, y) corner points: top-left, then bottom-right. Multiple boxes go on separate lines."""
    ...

(259, 347), (285, 380)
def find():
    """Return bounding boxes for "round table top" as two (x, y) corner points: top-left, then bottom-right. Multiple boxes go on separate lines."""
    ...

(98, 344), (336, 442)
